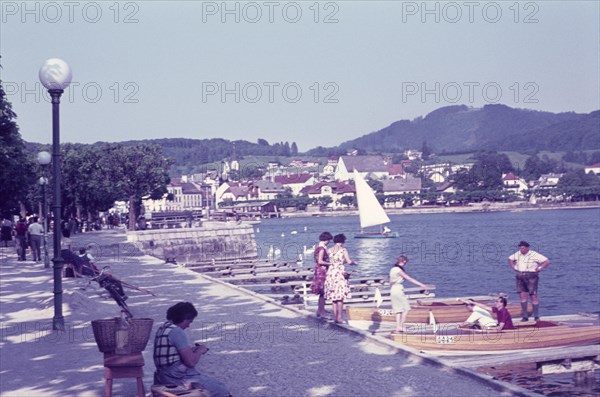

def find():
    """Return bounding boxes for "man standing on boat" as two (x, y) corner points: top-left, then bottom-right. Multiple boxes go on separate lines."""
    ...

(508, 241), (550, 321)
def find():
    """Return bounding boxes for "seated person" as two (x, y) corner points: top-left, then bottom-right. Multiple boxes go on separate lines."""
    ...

(61, 249), (77, 277)
(383, 226), (392, 234)
(458, 298), (498, 329)
(475, 296), (515, 330)
(153, 302), (231, 397)
(77, 247), (99, 277)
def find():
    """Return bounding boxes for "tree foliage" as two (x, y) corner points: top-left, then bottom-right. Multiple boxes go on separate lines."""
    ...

(453, 151), (513, 191)
(0, 71), (35, 214)
(522, 154), (563, 180)
(100, 144), (172, 229)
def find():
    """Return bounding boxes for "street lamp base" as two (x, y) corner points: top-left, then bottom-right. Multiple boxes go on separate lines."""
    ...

(53, 316), (65, 331)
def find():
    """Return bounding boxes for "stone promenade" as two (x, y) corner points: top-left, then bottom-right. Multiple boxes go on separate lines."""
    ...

(0, 229), (539, 397)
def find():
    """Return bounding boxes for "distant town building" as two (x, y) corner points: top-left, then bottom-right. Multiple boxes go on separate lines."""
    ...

(335, 155), (394, 181)
(405, 149), (423, 160)
(250, 180), (286, 200)
(536, 173), (564, 189)
(502, 172), (528, 196)
(322, 158), (338, 176)
(274, 174), (316, 196)
(300, 181), (355, 209)
(585, 163), (600, 175)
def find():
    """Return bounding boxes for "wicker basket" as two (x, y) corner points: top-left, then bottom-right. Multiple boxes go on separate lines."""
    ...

(91, 318), (154, 353)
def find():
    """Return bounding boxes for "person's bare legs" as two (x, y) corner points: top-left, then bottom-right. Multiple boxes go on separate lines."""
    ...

(334, 301), (344, 323)
(317, 294), (327, 317)
(400, 311), (409, 332)
(395, 312), (402, 332)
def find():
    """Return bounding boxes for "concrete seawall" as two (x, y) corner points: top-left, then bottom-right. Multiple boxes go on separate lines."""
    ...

(126, 221), (257, 263)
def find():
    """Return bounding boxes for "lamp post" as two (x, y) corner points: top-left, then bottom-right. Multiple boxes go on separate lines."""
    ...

(39, 58), (72, 331)
(37, 151), (51, 269)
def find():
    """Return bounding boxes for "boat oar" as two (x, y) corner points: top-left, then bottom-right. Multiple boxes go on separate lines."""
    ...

(120, 280), (158, 296)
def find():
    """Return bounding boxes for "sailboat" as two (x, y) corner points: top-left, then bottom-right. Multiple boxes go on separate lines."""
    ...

(353, 169), (399, 238)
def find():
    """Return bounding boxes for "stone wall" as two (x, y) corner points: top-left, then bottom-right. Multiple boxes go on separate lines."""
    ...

(126, 222), (257, 264)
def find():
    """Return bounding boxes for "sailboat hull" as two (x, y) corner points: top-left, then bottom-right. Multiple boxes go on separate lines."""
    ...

(354, 232), (400, 239)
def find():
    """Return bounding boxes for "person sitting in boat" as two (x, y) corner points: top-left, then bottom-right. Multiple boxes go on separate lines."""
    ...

(458, 298), (498, 329)
(383, 226), (392, 234)
(460, 297), (515, 330)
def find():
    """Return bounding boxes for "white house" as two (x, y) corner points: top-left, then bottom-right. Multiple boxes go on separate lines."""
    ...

(335, 155), (392, 181)
(274, 174), (315, 196)
(251, 180), (286, 200)
(585, 163), (600, 175)
(382, 177), (422, 208)
(502, 173), (528, 196)
(300, 181), (355, 209)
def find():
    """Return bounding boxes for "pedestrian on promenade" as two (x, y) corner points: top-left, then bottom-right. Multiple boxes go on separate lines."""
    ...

(324, 233), (357, 324)
(14, 217), (28, 261)
(27, 217), (44, 262)
(457, 297), (514, 330)
(389, 255), (430, 334)
(0, 216), (13, 247)
(508, 241), (550, 321)
(311, 231), (332, 318)
(153, 302), (231, 397)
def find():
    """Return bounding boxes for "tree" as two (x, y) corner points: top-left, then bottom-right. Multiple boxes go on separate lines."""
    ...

(339, 195), (355, 208)
(455, 151), (513, 191)
(421, 141), (432, 160)
(291, 142), (298, 156)
(523, 155), (559, 181)
(100, 144), (172, 230)
(367, 179), (383, 194)
(0, 67), (35, 215)
(589, 151), (600, 165)
(61, 144), (121, 220)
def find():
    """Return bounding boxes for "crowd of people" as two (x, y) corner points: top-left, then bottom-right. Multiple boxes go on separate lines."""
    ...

(309, 233), (551, 333)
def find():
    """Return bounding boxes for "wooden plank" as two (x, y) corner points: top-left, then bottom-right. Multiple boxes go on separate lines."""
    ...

(443, 345), (600, 369)
(214, 270), (314, 281)
(189, 260), (291, 272)
(199, 264), (309, 277)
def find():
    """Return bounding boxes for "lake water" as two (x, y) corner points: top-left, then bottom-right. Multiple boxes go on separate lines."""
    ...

(254, 208), (600, 316)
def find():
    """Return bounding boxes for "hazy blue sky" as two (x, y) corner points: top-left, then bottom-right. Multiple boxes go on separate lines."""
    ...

(2, 1), (599, 151)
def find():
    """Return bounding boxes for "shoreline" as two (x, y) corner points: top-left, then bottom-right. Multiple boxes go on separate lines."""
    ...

(0, 230), (538, 397)
(277, 201), (600, 219)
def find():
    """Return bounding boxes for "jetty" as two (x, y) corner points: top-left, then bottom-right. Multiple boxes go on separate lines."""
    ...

(185, 256), (600, 394)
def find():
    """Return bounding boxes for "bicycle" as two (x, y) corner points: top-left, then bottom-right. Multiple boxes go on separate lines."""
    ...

(90, 266), (133, 318)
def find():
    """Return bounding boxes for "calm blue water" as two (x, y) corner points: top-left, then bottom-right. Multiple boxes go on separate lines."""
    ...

(254, 208), (600, 316)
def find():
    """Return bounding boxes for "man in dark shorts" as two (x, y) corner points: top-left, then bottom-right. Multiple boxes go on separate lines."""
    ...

(508, 241), (550, 321)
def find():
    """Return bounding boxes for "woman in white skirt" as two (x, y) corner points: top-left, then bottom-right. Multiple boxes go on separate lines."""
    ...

(389, 255), (430, 333)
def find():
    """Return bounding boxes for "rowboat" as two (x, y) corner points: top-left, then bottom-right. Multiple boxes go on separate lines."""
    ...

(346, 302), (529, 324)
(388, 320), (600, 351)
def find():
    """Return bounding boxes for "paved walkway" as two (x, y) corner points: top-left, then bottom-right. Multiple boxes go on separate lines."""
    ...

(0, 229), (539, 397)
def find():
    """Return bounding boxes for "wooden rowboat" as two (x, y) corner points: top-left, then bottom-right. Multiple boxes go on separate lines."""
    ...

(346, 302), (529, 324)
(388, 320), (600, 351)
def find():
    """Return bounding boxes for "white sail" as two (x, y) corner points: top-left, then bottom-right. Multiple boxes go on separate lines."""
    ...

(353, 169), (391, 229)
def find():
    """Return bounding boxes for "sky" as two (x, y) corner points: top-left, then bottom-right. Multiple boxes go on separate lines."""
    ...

(1, 1), (599, 152)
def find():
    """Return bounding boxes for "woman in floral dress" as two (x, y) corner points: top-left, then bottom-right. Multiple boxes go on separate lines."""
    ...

(324, 234), (357, 323)
(311, 231), (332, 318)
